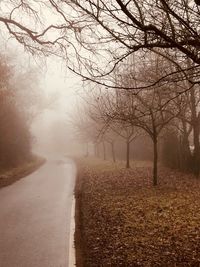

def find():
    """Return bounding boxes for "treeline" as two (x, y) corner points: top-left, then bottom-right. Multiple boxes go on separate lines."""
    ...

(73, 53), (200, 186)
(0, 54), (38, 169)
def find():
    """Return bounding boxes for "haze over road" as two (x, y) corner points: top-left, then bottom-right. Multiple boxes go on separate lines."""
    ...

(0, 157), (76, 267)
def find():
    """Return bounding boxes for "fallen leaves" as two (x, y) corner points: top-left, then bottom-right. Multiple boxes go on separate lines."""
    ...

(76, 158), (200, 267)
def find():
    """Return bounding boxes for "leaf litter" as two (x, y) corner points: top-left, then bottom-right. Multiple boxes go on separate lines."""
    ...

(76, 158), (200, 267)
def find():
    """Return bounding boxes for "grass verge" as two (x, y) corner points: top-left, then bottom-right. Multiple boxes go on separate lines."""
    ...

(75, 157), (200, 267)
(0, 155), (45, 188)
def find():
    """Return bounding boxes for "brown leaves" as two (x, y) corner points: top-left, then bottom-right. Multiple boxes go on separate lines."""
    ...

(77, 158), (200, 267)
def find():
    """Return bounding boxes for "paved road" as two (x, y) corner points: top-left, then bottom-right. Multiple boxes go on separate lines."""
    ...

(0, 157), (76, 267)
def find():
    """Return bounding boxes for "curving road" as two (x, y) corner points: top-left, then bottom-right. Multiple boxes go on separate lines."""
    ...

(0, 157), (76, 267)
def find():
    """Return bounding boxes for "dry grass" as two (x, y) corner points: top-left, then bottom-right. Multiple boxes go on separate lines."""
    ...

(75, 157), (200, 267)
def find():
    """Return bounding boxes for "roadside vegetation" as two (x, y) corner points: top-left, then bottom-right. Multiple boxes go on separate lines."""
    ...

(0, 155), (45, 188)
(0, 51), (44, 188)
(73, 56), (200, 265)
(75, 157), (200, 267)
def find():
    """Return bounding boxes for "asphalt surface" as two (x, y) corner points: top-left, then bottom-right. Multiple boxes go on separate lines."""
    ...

(0, 157), (76, 267)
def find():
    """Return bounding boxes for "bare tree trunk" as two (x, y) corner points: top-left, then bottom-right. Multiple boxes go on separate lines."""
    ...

(153, 138), (158, 186)
(102, 141), (106, 160)
(126, 141), (130, 168)
(96, 144), (100, 157)
(111, 142), (116, 163)
(190, 87), (200, 176)
(178, 137), (182, 170)
(192, 121), (200, 176)
(94, 143), (97, 156)
(181, 135), (192, 171)
(94, 143), (99, 157)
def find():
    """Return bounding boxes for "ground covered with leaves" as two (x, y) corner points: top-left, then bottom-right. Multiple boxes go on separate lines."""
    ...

(0, 155), (45, 188)
(75, 158), (200, 267)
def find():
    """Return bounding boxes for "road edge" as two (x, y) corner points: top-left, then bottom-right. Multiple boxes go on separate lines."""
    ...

(0, 156), (45, 189)
(68, 196), (76, 267)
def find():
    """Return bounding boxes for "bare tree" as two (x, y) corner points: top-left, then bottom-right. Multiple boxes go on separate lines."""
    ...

(100, 55), (179, 185)
(49, 1), (200, 87)
(163, 60), (200, 175)
(1, 0), (200, 89)
(108, 122), (138, 168)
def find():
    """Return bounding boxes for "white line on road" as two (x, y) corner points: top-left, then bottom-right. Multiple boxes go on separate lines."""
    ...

(68, 196), (76, 267)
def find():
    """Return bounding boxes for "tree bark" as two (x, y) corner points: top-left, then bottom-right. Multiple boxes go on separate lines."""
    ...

(190, 87), (200, 176)
(192, 121), (200, 176)
(153, 137), (158, 186)
(180, 135), (192, 172)
(126, 141), (130, 168)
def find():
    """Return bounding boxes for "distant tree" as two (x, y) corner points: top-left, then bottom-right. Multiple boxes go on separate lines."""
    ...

(167, 61), (200, 175)
(100, 55), (179, 185)
(0, 53), (39, 168)
(162, 129), (181, 169)
(0, 88), (31, 168)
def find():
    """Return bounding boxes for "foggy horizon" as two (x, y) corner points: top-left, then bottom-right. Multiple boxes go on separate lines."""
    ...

(1, 1), (200, 267)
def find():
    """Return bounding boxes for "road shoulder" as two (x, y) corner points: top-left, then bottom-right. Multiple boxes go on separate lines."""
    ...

(0, 155), (45, 188)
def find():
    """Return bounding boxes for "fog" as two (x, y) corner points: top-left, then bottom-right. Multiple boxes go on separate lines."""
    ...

(0, 34), (86, 160)
(1, 2), (200, 266)
(31, 57), (83, 158)
(0, 0), (198, 184)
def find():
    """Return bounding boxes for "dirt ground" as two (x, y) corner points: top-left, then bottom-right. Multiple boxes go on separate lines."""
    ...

(75, 157), (200, 267)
